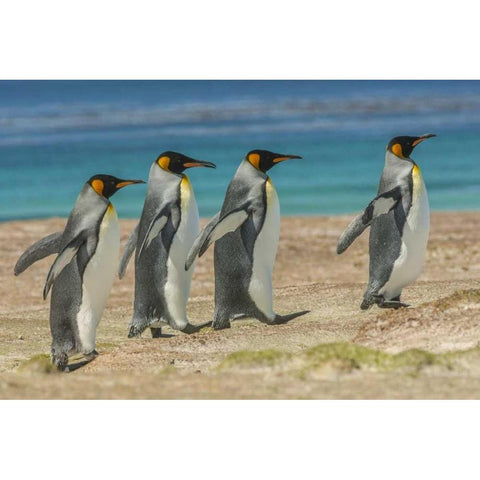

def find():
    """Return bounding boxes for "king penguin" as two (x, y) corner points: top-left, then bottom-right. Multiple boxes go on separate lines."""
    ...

(14, 175), (144, 370)
(119, 151), (216, 338)
(337, 134), (436, 309)
(186, 149), (308, 330)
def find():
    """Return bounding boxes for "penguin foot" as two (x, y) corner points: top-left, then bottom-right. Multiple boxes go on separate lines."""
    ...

(66, 359), (95, 372)
(181, 321), (213, 334)
(84, 350), (99, 361)
(150, 328), (174, 339)
(212, 319), (231, 330)
(150, 327), (162, 338)
(373, 295), (410, 310)
(273, 310), (310, 325)
(58, 350), (99, 373)
(379, 301), (410, 309)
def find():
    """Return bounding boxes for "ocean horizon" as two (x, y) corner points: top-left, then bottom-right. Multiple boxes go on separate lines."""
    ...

(1, 80), (480, 221)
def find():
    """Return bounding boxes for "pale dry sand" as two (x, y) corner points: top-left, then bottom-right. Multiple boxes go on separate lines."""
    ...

(1, 212), (480, 399)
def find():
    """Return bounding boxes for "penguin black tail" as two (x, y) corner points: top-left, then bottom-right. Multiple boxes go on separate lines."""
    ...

(274, 310), (310, 324)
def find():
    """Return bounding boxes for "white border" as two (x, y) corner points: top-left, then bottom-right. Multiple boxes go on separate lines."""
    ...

(1, 0), (480, 79)
(1, 1), (479, 478)
(1, 401), (479, 479)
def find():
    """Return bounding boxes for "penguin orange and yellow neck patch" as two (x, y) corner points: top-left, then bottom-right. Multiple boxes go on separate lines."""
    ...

(102, 203), (118, 228)
(266, 177), (275, 198)
(411, 163), (426, 200)
(412, 164), (422, 181)
(181, 176), (193, 207)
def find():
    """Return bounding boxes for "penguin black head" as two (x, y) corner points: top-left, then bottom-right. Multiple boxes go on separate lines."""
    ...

(156, 151), (216, 174)
(387, 134), (436, 159)
(246, 149), (302, 173)
(88, 174), (145, 198)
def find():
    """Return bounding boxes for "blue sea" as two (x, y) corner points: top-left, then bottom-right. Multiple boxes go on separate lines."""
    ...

(1, 80), (480, 221)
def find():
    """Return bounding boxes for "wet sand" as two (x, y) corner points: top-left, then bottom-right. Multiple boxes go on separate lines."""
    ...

(1, 212), (480, 399)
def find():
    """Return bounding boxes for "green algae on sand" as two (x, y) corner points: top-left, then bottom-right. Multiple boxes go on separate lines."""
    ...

(217, 342), (480, 376)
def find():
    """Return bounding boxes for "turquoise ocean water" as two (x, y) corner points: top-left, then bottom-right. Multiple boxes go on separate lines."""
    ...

(1, 80), (479, 221)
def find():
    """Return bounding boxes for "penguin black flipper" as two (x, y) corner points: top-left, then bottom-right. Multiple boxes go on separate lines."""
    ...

(137, 207), (171, 258)
(185, 212), (220, 271)
(14, 231), (63, 276)
(199, 206), (250, 256)
(337, 186), (402, 254)
(185, 206), (251, 270)
(43, 232), (88, 300)
(119, 223), (139, 279)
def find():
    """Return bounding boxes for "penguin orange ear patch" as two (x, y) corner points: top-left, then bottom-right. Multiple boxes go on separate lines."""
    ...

(157, 156), (171, 171)
(391, 143), (404, 158)
(91, 179), (104, 196)
(248, 153), (261, 169)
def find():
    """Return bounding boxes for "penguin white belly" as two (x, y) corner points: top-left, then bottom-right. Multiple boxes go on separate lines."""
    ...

(248, 179), (280, 320)
(164, 176), (199, 329)
(77, 205), (120, 353)
(381, 166), (430, 300)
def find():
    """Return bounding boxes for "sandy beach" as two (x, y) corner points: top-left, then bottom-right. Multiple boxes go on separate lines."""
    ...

(1, 212), (480, 399)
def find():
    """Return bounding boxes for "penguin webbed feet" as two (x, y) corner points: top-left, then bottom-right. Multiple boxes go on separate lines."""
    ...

(130, 321), (213, 338)
(51, 350), (98, 372)
(378, 300), (410, 309)
(150, 327), (163, 338)
(212, 318), (231, 331)
(83, 349), (99, 361)
(181, 321), (213, 334)
(66, 351), (99, 372)
(372, 295), (410, 310)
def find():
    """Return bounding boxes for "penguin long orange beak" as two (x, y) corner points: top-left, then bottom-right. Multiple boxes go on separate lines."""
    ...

(115, 179), (145, 189)
(182, 160), (216, 169)
(273, 154), (302, 164)
(412, 133), (436, 147)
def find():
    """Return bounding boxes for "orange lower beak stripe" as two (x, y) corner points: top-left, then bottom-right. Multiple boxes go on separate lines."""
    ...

(183, 162), (205, 168)
(116, 181), (135, 189)
(412, 138), (427, 147)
